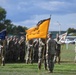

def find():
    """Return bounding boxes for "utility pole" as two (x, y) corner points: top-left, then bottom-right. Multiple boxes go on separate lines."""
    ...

(57, 21), (61, 35)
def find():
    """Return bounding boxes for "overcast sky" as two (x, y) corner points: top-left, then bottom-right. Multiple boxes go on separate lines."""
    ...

(0, 0), (76, 31)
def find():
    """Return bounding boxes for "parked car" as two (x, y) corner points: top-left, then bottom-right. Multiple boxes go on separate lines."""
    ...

(65, 38), (75, 44)
(74, 39), (76, 44)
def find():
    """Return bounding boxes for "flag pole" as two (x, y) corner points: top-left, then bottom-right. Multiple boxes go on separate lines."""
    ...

(50, 15), (51, 19)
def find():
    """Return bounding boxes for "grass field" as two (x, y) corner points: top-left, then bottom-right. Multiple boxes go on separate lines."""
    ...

(0, 44), (76, 75)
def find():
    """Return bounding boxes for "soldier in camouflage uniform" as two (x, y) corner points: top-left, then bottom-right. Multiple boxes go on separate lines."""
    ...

(19, 37), (25, 62)
(26, 39), (33, 64)
(46, 33), (56, 73)
(38, 38), (45, 70)
(55, 33), (61, 64)
(0, 40), (3, 66)
(33, 39), (39, 62)
(14, 37), (20, 62)
(8, 36), (14, 62)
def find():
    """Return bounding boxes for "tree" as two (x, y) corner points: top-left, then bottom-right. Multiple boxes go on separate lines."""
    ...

(0, 7), (11, 31)
(67, 28), (76, 34)
(0, 7), (6, 23)
(0, 7), (28, 35)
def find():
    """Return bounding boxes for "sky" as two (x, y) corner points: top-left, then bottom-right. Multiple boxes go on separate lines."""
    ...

(0, 0), (76, 31)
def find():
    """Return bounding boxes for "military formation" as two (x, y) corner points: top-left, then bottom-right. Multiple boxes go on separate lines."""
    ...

(0, 33), (61, 73)
(0, 36), (25, 64)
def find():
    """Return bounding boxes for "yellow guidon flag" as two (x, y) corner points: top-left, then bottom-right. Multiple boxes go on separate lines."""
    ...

(26, 18), (51, 41)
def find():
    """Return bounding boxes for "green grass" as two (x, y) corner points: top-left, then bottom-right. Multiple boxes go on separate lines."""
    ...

(0, 44), (76, 75)
(61, 44), (75, 61)
(0, 63), (76, 75)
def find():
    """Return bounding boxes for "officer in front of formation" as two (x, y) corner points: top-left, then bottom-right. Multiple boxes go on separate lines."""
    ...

(46, 33), (56, 73)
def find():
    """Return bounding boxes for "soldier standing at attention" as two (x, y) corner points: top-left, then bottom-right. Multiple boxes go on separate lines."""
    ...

(33, 39), (39, 62)
(46, 33), (56, 73)
(19, 37), (25, 62)
(55, 33), (61, 64)
(26, 39), (33, 64)
(0, 40), (3, 66)
(38, 38), (45, 70)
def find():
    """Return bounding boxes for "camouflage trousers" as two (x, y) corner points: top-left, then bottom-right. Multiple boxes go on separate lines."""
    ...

(55, 52), (60, 64)
(46, 54), (55, 72)
(0, 56), (2, 66)
(0, 55), (5, 66)
(38, 47), (45, 69)
(0, 54), (2, 66)
(26, 46), (34, 64)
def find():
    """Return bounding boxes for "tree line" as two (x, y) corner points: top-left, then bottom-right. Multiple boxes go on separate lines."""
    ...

(0, 7), (27, 36)
(67, 28), (76, 34)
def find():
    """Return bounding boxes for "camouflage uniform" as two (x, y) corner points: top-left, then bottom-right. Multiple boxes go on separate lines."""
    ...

(55, 33), (61, 64)
(0, 40), (3, 66)
(38, 38), (45, 70)
(14, 38), (19, 62)
(8, 37), (14, 62)
(0, 45), (2, 65)
(55, 42), (61, 64)
(2, 40), (6, 66)
(19, 38), (25, 62)
(5, 37), (10, 62)
(26, 39), (33, 64)
(33, 39), (39, 62)
(46, 34), (56, 72)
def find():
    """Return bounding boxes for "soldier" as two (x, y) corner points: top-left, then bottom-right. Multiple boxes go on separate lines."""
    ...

(44, 40), (48, 70)
(8, 36), (14, 62)
(26, 39), (33, 64)
(2, 39), (7, 66)
(38, 38), (45, 70)
(33, 39), (39, 62)
(5, 37), (10, 62)
(19, 36), (25, 62)
(14, 37), (19, 62)
(25, 40), (29, 63)
(55, 33), (61, 64)
(12, 36), (17, 62)
(46, 33), (56, 73)
(0, 40), (3, 66)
